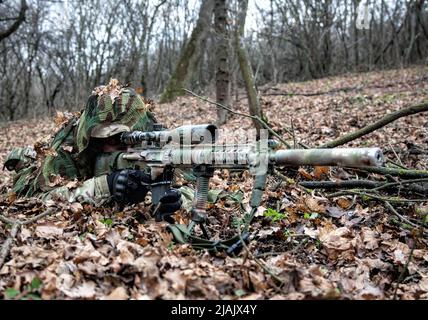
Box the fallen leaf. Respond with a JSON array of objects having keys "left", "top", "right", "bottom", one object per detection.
[
  {"left": 337, "top": 197, "right": 352, "bottom": 209},
  {"left": 69, "top": 202, "right": 83, "bottom": 213},
  {"left": 326, "top": 206, "right": 346, "bottom": 218},
  {"left": 60, "top": 281, "right": 96, "bottom": 299},
  {"left": 298, "top": 167, "right": 313, "bottom": 180},
  {"left": 103, "top": 287, "right": 129, "bottom": 300},
  {"left": 305, "top": 197, "right": 326, "bottom": 213},
  {"left": 35, "top": 224, "right": 63, "bottom": 238},
  {"left": 419, "top": 277, "right": 428, "bottom": 292},
  {"left": 393, "top": 249, "right": 407, "bottom": 265},
  {"left": 361, "top": 227, "right": 379, "bottom": 250},
  {"left": 313, "top": 166, "right": 329, "bottom": 179}
]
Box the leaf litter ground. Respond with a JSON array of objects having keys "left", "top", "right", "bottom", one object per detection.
[{"left": 0, "top": 66, "right": 427, "bottom": 300}]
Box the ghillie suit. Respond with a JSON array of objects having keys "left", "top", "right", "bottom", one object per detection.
[{"left": 4, "top": 80, "right": 157, "bottom": 204}]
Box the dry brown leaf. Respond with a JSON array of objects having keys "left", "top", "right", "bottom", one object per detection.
[
  {"left": 103, "top": 287, "right": 129, "bottom": 300},
  {"left": 337, "top": 197, "right": 353, "bottom": 209},
  {"left": 313, "top": 166, "right": 330, "bottom": 180},
  {"left": 298, "top": 167, "right": 313, "bottom": 180},
  {"left": 48, "top": 174, "right": 63, "bottom": 187},
  {"left": 60, "top": 281, "right": 96, "bottom": 299},
  {"left": 164, "top": 269, "right": 187, "bottom": 292},
  {"left": 44, "top": 148, "right": 58, "bottom": 157},
  {"left": 35, "top": 224, "right": 64, "bottom": 238},
  {"left": 393, "top": 249, "right": 407, "bottom": 265},
  {"left": 359, "top": 285, "right": 384, "bottom": 300},
  {"left": 54, "top": 111, "right": 69, "bottom": 127},
  {"left": 361, "top": 227, "right": 379, "bottom": 250},
  {"left": 69, "top": 202, "right": 83, "bottom": 213},
  {"left": 65, "top": 180, "right": 79, "bottom": 189},
  {"left": 419, "top": 277, "right": 428, "bottom": 292},
  {"left": 249, "top": 271, "right": 267, "bottom": 291},
  {"left": 319, "top": 227, "right": 354, "bottom": 260},
  {"left": 6, "top": 192, "right": 16, "bottom": 204},
  {"left": 305, "top": 196, "right": 326, "bottom": 213}
]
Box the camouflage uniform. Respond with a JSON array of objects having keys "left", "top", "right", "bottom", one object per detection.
[{"left": 4, "top": 83, "right": 157, "bottom": 204}]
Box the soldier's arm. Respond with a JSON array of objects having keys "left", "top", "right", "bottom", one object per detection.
[{"left": 39, "top": 175, "right": 111, "bottom": 204}]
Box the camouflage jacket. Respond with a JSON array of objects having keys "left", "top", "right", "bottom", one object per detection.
[{"left": 5, "top": 87, "right": 157, "bottom": 204}]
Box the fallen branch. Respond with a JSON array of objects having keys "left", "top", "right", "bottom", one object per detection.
[
  {"left": 321, "top": 101, "right": 428, "bottom": 148},
  {"left": 350, "top": 166, "right": 428, "bottom": 179},
  {"left": 393, "top": 236, "right": 416, "bottom": 300},
  {"left": 263, "top": 85, "right": 358, "bottom": 97},
  {"left": 0, "top": 207, "right": 56, "bottom": 269},
  {"left": 384, "top": 201, "right": 421, "bottom": 229},
  {"left": 327, "top": 190, "right": 427, "bottom": 203},
  {"left": 391, "top": 204, "right": 425, "bottom": 300},
  {"left": 0, "top": 223, "right": 20, "bottom": 269},
  {"left": 300, "top": 180, "right": 381, "bottom": 189},
  {"left": 261, "top": 77, "right": 428, "bottom": 98},
  {"left": 299, "top": 178, "right": 428, "bottom": 195}
]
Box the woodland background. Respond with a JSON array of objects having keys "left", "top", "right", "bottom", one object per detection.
[
  {"left": 0, "top": 0, "right": 427, "bottom": 300},
  {"left": 0, "top": 0, "right": 427, "bottom": 122}
]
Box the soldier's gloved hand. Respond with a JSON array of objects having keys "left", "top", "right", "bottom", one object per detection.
[
  {"left": 155, "top": 189, "right": 182, "bottom": 223},
  {"left": 107, "top": 169, "right": 151, "bottom": 204}
]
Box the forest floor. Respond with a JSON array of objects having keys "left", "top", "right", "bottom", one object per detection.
[{"left": 0, "top": 66, "right": 427, "bottom": 300}]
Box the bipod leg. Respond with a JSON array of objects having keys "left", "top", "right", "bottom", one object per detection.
[
  {"left": 199, "top": 223, "right": 211, "bottom": 239},
  {"left": 184, "top": 221, "right": 196, "bottom": 242}
]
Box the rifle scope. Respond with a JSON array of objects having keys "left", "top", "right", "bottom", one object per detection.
[{"left": 121, "top": 124, "right": 218, "bottom": 145}]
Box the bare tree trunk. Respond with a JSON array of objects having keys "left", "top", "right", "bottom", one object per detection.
[
  {"left": 353, "top": 0, "right": 359, "bottom": 70},
  {"left": 214, "top": 0, "right": 230, "bottom": 125},
  {"left": 234, "top": 0, "right": 263, "bottom": 133},
  {"left": 160, "top": 0, "right": 214, "bottom": 103}
]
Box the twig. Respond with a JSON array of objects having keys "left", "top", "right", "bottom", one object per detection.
[
  {"left": 0, "top": 223, "right": 20, "bottom": 269},
  {"left": 184, "top": 88, "right": 292, "bottom": 149},
  {"left": 234, "top": 208, "right": 287, "bottom": 290},
  {"left": 0, "top": 214, "right": 16, "bottom": 225},
  {"left": 387, "top": 159, "right": 409, "bottom": 170},
  {"left": 21, "top": 208, "right": 56, "bottom": 225},
  {"left": 327, "top": 190, "right": 427, "bottom": 203},
  {"left": 273, "top": 169, "right": 312, "bottom": 195},
  {"left": 392, "top": 240, "right": 416, "bottom": 300},
  {"left": 392, "top": 208, "right": 425, "bottom": 300},
  {"left": 0, "top": 207, "right": 56, "bottom": 226},
  {"left": 349, "top": 166, "right": 428, "bottom": 179},
  {"left": 298, "top": 178, "right": 428, "bottom": 194},
  {"left": 372, "top": 178, "right": 428, "bottom": 192},
  {"left": 387, "top": 141, "right": 403, "bottom": 167},
  {"left": 290, "top": 117, "right": 297, "bottom": 148},
  {"left": 384, "top": 201, "right": 421, "bottom": 229},
  {"left": 0, "top": 207, "right": 56, "bottom": 269}
]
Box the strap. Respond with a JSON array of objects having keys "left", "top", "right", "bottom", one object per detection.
[{"left": 167, "top": 224, "right": 249, "bottom": 255}]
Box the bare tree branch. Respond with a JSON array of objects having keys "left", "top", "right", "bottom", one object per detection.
[{"left": 0, "top": 0, "right": 28, "bottom": 42}]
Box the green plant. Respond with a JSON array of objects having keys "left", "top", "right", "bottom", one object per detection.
[
  {"left": 264, "top": 208, "right": 287, "bottom": 222},
  {"left": 4, "top": 277, "right": 43, "bottom": 300},
  {"left": 303, "top": 212, "right": 319, "bottom": 220},
  {"left": 100, "top": 218, "right": 113, "bottom": 226}
]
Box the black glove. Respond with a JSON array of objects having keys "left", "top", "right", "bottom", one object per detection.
[
  {"left": 107, "top": 169, "right": 151, "bottom": 204},
  {"left": 155, "top": 189, "right": 182, "bottom": 223}
]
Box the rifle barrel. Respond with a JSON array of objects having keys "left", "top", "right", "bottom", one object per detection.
[{"left": 270, "top": 148, "right": 384, "bottom": 167}]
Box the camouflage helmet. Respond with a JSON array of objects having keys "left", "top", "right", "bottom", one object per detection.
[{"left": 76, "top": 79, "right": 155, "bottom": 154}]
